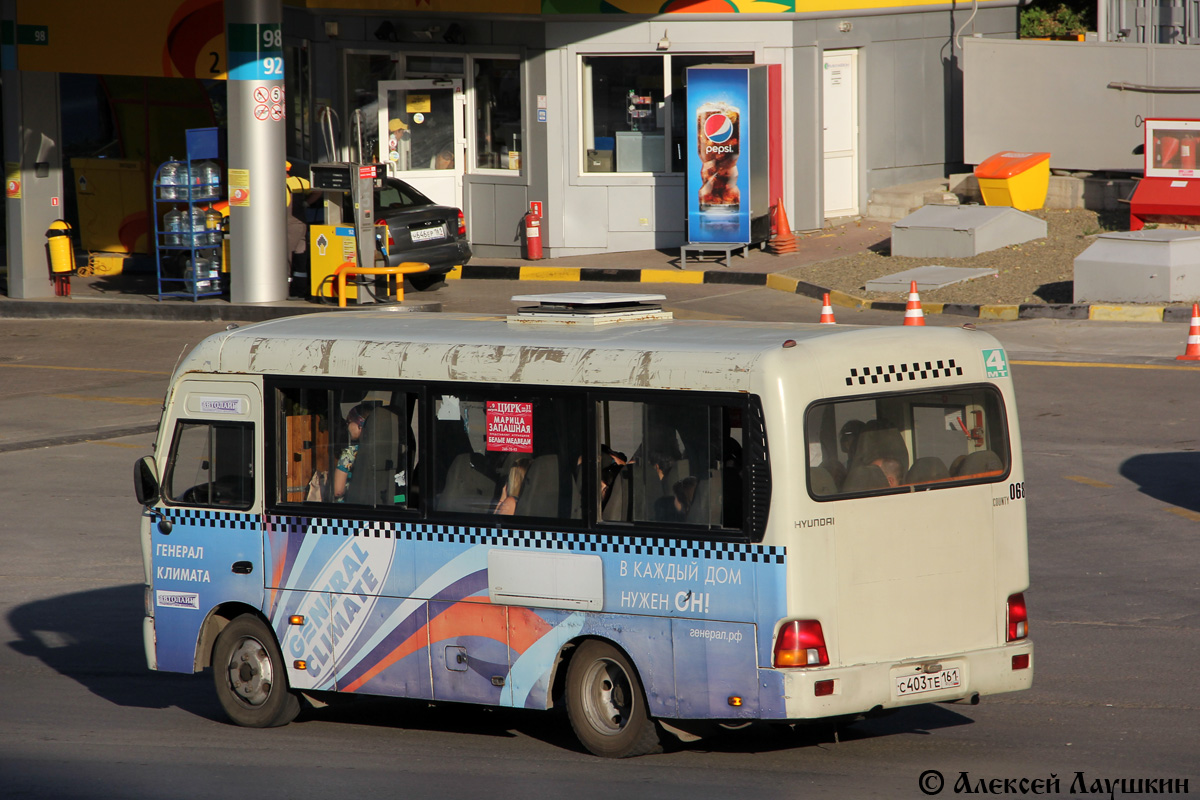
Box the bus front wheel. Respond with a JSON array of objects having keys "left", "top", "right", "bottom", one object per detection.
[
  {"left": 565, "top": 640, "right": 662, "bottom": 758},
  {"left": 212, "top": 614, "right": 300, "bottom": 728}
]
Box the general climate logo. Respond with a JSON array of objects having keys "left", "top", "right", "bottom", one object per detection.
[{"left": 704, "top": 113, "right": 734, "bottom": 144}]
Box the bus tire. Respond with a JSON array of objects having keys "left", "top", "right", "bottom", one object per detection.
[
  {"left": 212, "top": 614, "right": 300, "bottom": 728},
  {"left": 565, "top": 640, "right": 661, "bottom": 758}
]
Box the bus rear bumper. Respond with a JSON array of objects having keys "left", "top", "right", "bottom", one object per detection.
[
  {"left": 775, "top": 641, "right": 1033, "bottom": 720},
  {"left": 143, "top": 615, "right": 157, "bottom": 671}
]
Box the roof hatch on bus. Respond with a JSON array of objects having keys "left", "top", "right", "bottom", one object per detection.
[{"left": 508, "top": 292, "right": 672, "bottom": 325}]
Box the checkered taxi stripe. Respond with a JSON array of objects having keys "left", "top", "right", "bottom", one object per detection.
[
  {"left": 164, "top": 508, "right": 784, "bottom": 564},
  {"left": 846, "top": 359, "right": 964, "bottom": 386}
]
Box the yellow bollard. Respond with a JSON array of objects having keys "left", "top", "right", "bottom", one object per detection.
[{"left": 334, "top": 261, "right": 430, "bottom": 307}]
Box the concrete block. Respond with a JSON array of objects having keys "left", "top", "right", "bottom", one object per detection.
[
  {"left": 1074, "top": 230, "right": 1200, "bottom": 303},
  {"left": 1047, "top": 177, "right": 1085, "bottom": 209},
  {"left": 923, "top": 191, "right": 960, "bottom": 206},
  {"left": 948, "top": 173, "right": 983, "bottom": 203},
  {"left": 866, "top": 265, "right": 996, "bottom": 292},
  {"left": 867, "top": 203, "right": 911, "bottom": 221},
  {"left": 891, "top": 205, "right": 1048, "bottom": 258}
]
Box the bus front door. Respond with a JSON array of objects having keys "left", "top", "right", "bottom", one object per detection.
[{"left": 151, "top": 379, "right": 264, "bottom": 673}]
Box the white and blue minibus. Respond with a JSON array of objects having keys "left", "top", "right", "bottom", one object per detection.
[{"left": 134, "top": 293, "right": 1032, "bottom": 757}]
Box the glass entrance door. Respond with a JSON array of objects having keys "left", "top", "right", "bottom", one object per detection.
[{"left": 378, "top": 79, "right": 465, "bottom": 208}]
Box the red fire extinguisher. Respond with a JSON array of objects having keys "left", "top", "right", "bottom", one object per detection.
[{"left": 524, "top": 201, "right": 543, "bottom": 261}]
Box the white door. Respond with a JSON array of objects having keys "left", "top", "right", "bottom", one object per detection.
[
  {"left": 378, "top": 79, "right": 466, "bottom": 208},
  {"left": 822, "top": 50, "right": 859, "bottom": 219}
]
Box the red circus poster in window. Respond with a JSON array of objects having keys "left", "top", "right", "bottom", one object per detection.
[{"left": 486, "top": 401, "right": 533, "bottom": 452}]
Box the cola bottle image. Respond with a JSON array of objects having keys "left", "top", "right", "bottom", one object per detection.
[{"left": 697, "top": 101, "right": 740, "bottom": 213}]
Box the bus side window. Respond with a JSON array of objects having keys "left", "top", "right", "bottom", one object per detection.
[
  {"left": 164, "top": 420, "right": 254, "bottom": 509},
  {"left": 434, "top": 395, "right": 501, "bottom": 514},
  {"left": 433, "top": 391, "right": 583, "bottom": 520},
  {"left": 328, "top": 389, "right": 418, "bottom": 509},
  {"left": 276, "top": 385, "right": 419, "bottom": 509},
  {"left": 280, "top": 388, "right": 331, "bottom": 502},
  {"left": 597, "top": 399, "right": 743, "bottom": 531}
]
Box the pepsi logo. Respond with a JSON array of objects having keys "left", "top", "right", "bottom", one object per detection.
[{"left": 704, "top": 113, "right": 734, "bottom": 144}]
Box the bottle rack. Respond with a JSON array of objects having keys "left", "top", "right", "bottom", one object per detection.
[{"left": 153, "top": 127, "right": 224, "bottom": 301}]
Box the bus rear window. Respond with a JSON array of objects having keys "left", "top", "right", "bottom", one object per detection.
[{"left": 806, "top": 387, "right": 1009, "bottom": 499}]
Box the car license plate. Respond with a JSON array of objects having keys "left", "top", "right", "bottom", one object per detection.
[
  {"left": 894, "top": 665, "right": 962, "bottom": 697},
  {"left": 410, "top": 225, "right": 445, "bottom": 243}
]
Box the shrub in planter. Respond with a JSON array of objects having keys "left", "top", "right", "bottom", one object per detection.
[{"left": 1020, "top": 2, "right": 1089, "bottom": 38}]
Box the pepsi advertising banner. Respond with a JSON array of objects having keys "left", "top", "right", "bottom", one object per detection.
[{"left": 687, "top": 67, "right": 751, "bottom": 244}]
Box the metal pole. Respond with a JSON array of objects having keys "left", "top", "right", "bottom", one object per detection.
[{"left": 226, "top": 0, "right": 287, "bottom": 304}]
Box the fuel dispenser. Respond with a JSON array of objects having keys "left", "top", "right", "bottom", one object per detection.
[{"left": 307, "top": 162, "right": 378, "bottom": 301}]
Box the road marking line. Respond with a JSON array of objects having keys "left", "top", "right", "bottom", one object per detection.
[
  {"left": 1167, "top": 507, "right": 1200, "bottom": 522},
  {"left": 1014, "top": 360, "right": 1199, "bottom": 372},
  {"left": 50, "top": 394, "right": 162, "bottom": 406},
  {"left": 1065, "top": 475, "right": 1114, "bottom": 489},
  {"left": 0, "top": 363, "right": 169, "bottom": 376},
  {"left": 89, "top": 440, "right": 144, "bottom": 449}
]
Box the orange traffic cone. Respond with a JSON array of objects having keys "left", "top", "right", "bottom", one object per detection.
[
  {"left": 766, "top": 201, "right": 797, "bottom": 255},
  {"left": 903, "top": 280, "right": 925, "bottom": 326},
  {"left": 1177, "top": 302, "right": 1200, "bottom": 361},
  {"left": 819, "top": 293, "right": 837, "bottom": 324}
]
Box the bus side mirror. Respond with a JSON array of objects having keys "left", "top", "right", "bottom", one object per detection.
[{"left": 135, "top": 456, "right": 161, "bottom": 507}]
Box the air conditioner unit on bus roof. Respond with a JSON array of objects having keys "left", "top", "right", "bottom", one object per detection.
[{"left": 507, "top": 292, "right": 673, "bottom": 325}]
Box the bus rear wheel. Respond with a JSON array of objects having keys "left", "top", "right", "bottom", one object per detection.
[
  {"left": 565, "top": 640, "right": 661, "bottom": 758},
  {"left": 212, "top": 614, "right": 300, "bottom": 728}
]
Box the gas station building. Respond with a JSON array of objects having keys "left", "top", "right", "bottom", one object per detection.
[{"left": 2, "top": 0, "right": 1021, "bottom": 302}]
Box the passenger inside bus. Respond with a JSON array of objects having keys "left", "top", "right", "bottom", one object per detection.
[
  {"left": 805, "top": 388, "right": 1010, "bottom": 499},
  {"left": 432, "top": 393, "right": 583, "bottom": 519},
  {"left": 593, "top": 400, "right": 743, "bottom": 530},
  {"left": 333, "top": 403, "right": 373, "bottom": 502},
  {"left": 871, "top": 457, "right": 903, "bottom": 488},
  {"left": 494, "top": 458, "right": 530, "bottom": 515},
  {"left": 342, "top": 400, "right": 411, "bottom": 506}
]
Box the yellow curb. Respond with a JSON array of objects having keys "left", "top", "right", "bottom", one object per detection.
[
  {"left": 641, "top": 269, "right": 704, "bottom": 284},
  {"left": 765, "top": 274, "right": 800, "bottom": 293},
  {"left": 922, "top": 301, "right": 945, "bottom": 315},
  {"left": 445, "top": 265, "right": 463, "bottom": 281},
  {"left": 1088, "top": 305, "right": 1164, "bottom": 322},
  {"left": 519, "top": 266, "right": 582, "bottom": 282},
  {"left": 828, "top": 290, "right": 868, "bottom": 309},
  {"left": 979, "top": 304, "right": 1020, "bottom": 321}
]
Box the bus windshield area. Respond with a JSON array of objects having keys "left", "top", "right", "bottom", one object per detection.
[
  {"left": 274, "top": 381, "right": 754, "bottom": 534},
  {"left": 806, "top": 386, "right": 1009, "bottom": 499}
]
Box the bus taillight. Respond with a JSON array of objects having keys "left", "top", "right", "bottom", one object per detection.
[
  {"left": 1007, "top": 593, "right": 1028, "bottom": 642},
  {"left": 774, "top": 620, "right": 829, "bottom": 667}
]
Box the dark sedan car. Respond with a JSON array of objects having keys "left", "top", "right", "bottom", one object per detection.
[{"left": 354, "top": 176, "right": 472, "bottom": 290}]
